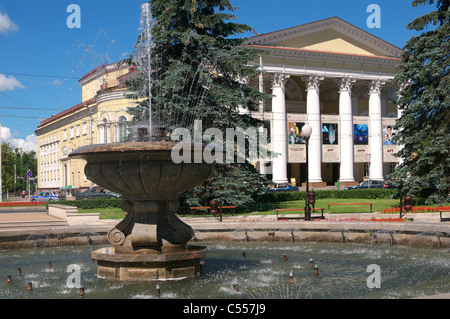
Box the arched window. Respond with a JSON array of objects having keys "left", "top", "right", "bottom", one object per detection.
[{"left": 118, "top": 116, "right": 130, "bottom": 142}]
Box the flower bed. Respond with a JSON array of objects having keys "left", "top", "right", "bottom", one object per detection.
[
  {"left": 324, "top": 217, "right": 408, "bottom": 222},
  {"left": 381, "top": 206, "right": 450, "bottom": 214},
  {"left": 0, "top": 202, "right": 46, "bottom": 207},
  {"left": 232, "top": 217, "right": 408, "bottom": 222}
]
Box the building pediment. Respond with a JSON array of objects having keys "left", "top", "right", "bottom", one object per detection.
[{"left": 245, "top": 17, "right": 402, "bottom": 59}]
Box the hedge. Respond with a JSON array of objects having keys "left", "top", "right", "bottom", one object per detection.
[
  {"left": 257, "top": 189, "right": 397, "bottom": 202},
  {"left": 50, "top": 198, "right": 123, "bottom": 210}
]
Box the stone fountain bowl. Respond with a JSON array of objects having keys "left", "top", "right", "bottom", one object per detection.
[
  {"left": 69, "top": 141, "right": 215, "bottom": 201},
  {"left": 68, "top": 141, "right": 220, "bottom": 280}
]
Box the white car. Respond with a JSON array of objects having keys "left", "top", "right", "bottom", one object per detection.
[{"left": 31, "top": 191, "right": 66, "bottom": 202}]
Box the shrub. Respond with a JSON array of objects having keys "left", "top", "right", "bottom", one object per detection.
[
  {"left": 51, "top": 198, "right": 123, "bottom": 210},
  {"left": 257, "top": 189, "right": 397, "bottom": 203}
]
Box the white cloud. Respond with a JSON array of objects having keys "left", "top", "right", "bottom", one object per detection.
[
  {"left": 0, "top": 73, "right": 25, "bottom": 91},
  {"left": 1, "top": 126, "right": 37, "bottom": 153},
  {"left": 51, "top": 78, "right": 62, "bottom": 86},
  {"left": 0, "top": 10, "right": 18, "bottom": 35}
]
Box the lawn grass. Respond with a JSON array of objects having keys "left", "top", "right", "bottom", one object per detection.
[
  {"left": 241, "top": 198, "right": 400, "bottom": 215},
  {"left": 78, "top": 207, "right": 125, "bottom": 219},
  {"left": 77, "top": 198, "right": 409, "bottom": 219}
]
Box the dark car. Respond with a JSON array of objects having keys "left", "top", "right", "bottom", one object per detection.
[
  {"left": 75, "top": 187, "right": 122, "bottom": 200},
  {"left": 344, "top": 180, "right": 396, "bottom": 190},
  {"left": 266, "top": 183, "right": 299, "bottom": 193}
]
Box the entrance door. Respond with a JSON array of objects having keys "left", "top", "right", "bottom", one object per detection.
[{"left": 332, "top": 163, "right": 340, "bottom": 185}]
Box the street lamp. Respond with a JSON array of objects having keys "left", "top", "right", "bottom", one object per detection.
[{"left": 302, "top": 123, "right": 312, "bottom": 221}]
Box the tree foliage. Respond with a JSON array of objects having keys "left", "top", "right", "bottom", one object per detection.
[
  {"left": 1, "top": 143, "right": 37, "bottom": 195},
  {"left": 391, "top": 0, "right": 449, "bottom": 203},
  {"left": 125, "top": 0, "right": 272, "bottom": 206}
]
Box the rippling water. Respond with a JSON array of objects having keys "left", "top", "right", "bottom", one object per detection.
[{"left": 0, "top": 242, "right": 448, "bottom": 299}]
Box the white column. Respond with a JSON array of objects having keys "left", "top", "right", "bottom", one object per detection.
[
  {"left": 338, "top": 78, "right": 356, "bottom": 182},
  {"left": 271, "top": 73, "right": 290, "bottom": 184},
  {"left": 258, "top": 59, "right": 267, "bottom": 175},
  {"left": 368, "top": 79, "right": 385, "bottom": 181},
  {"left": 303, "top": 75, "right": 324, "bottom": 183}
]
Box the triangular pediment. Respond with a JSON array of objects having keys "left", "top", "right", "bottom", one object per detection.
[{"left": 246, "top": 17, "right": 402, "bottom": 58}]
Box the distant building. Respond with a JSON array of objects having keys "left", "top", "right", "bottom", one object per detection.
[
  {"left": 35, "top": 62, "right": 138, "bottom": 195},
  {"left": 244, "top": 17, "right": 403, "bottom": 187}
]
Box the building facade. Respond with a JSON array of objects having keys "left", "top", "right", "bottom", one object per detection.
[
  {"left": 245, "top": 17, "right": 403, "bottom": 187},
  {"left": 36, "top": 17, "right": 403, "bottom": 193},
  {"left": 35, "top": 62, "right": 138, "bottom": 194}
]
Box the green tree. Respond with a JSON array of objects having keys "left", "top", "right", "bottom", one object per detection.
[
  {"left": 125, "top": 0, "right": 272, "bottom": 206},
  {"left": 0, "top": 143, "right": 37, "bottom": 195},
  {"left": 391, "top": 0, "right": 449, "bottom": 203},
  {"left": 1, "top": 143, "right": 16, "bottom": 194}
]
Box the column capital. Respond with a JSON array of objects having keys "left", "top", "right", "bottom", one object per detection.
[
  {"left": 272, "top": 72, "right": 290, "bottom": 88},
  {"left": 302, "top": 74, "right": 324, "bottom": 91},
  {"left": 338, "top": 78, "right": 356, "bottom": 93},
  {"left": 369, "top": 79, "right": 385, "bottom": 94}
]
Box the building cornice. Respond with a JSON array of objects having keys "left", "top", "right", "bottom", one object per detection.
[
  {"left": 96, "top": 88, "right": 128, "bottom": 104},
  {"left": 244, "top": 44, "right": 401, "bottom": 65}
]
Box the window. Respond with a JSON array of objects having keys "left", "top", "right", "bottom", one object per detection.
[
  {"left": 118, "top": 116, "right": 129, "bottom": 142},
  {"left": 62, "top": 147, "right": 69, "bottom": 158},
  {"left": 100, "top": 118, "right": 109, "bottom": 143},
  {"left": 363, "top": 163, "right": 369, "bottom": 178},
  {"left": 63, "top": 129, "right": 67, "bottom": 141},
  {"left": 82, "top": 122, "right": 87, "bottom": 135},
  {"left": 389, "top": 162, "right": 397, "bottom": 175},
  {"left": 70, "top": 127, "right": 74, "bottom": 139},
  {"left": 76, "top": 124, "right": 80, "bottom": 137}
]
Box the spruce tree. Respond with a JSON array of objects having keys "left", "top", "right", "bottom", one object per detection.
[
  {"left": 391, "top": 0, "right": 449, "bottom": 203},
  {"left": 125, "top": 0, "right": 272, "bottom": 207}
]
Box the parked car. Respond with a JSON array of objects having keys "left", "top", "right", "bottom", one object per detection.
[
  {"left": 266, "top": 183, "right": 299, "bottom": 193},
  {"left": 75, "top": 187, "right": 122, "bottom": 200},
  {"left": 344, "top": 180, "right": 396, "bottom": 190},
  {"left": 31, "top": 191, "right": 66, "bottom": 202}
]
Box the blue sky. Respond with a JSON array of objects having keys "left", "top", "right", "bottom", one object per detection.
[{"left": 0, "top": 0, "right": 435, "bottom": 153}]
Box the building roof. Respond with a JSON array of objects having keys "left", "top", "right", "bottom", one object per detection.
[
  {"left": 37, "top": 98, "right": 96, "bottom": 128},
  {"left": 38, "top": 63, "right": 135, "bottom": 129},
  {"left": 245, "top": 16, "right": 402, "bottom": 59}
]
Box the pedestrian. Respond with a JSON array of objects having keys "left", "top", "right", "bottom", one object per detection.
[{"left": 22, "top": 190, "right": 25, "bottom": 198}]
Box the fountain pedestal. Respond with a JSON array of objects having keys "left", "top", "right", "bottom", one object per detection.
[
  {"left": 70, "top": 141, "right": 215, "bottom": 281},
  {"left": 91, "top": 245, "right": 206, "bottom": 281}
]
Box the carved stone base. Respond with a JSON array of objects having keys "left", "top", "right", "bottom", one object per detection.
[
  {"left": 91, "top": 246, "right": 206, "bottom": 281},
  {"left": 107, "top": 199, "right": 194, "bottom": 253}
]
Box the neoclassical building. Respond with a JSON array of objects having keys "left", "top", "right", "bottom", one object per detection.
[
  {"left": 245, "top": 17, "right": 403, "bottom": 187},
  {"left": 36, "top": 17, "right": 403, "bottom": 193},
  {"left": 35, "top": 62, "right": 138, "bottom": 194}
]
